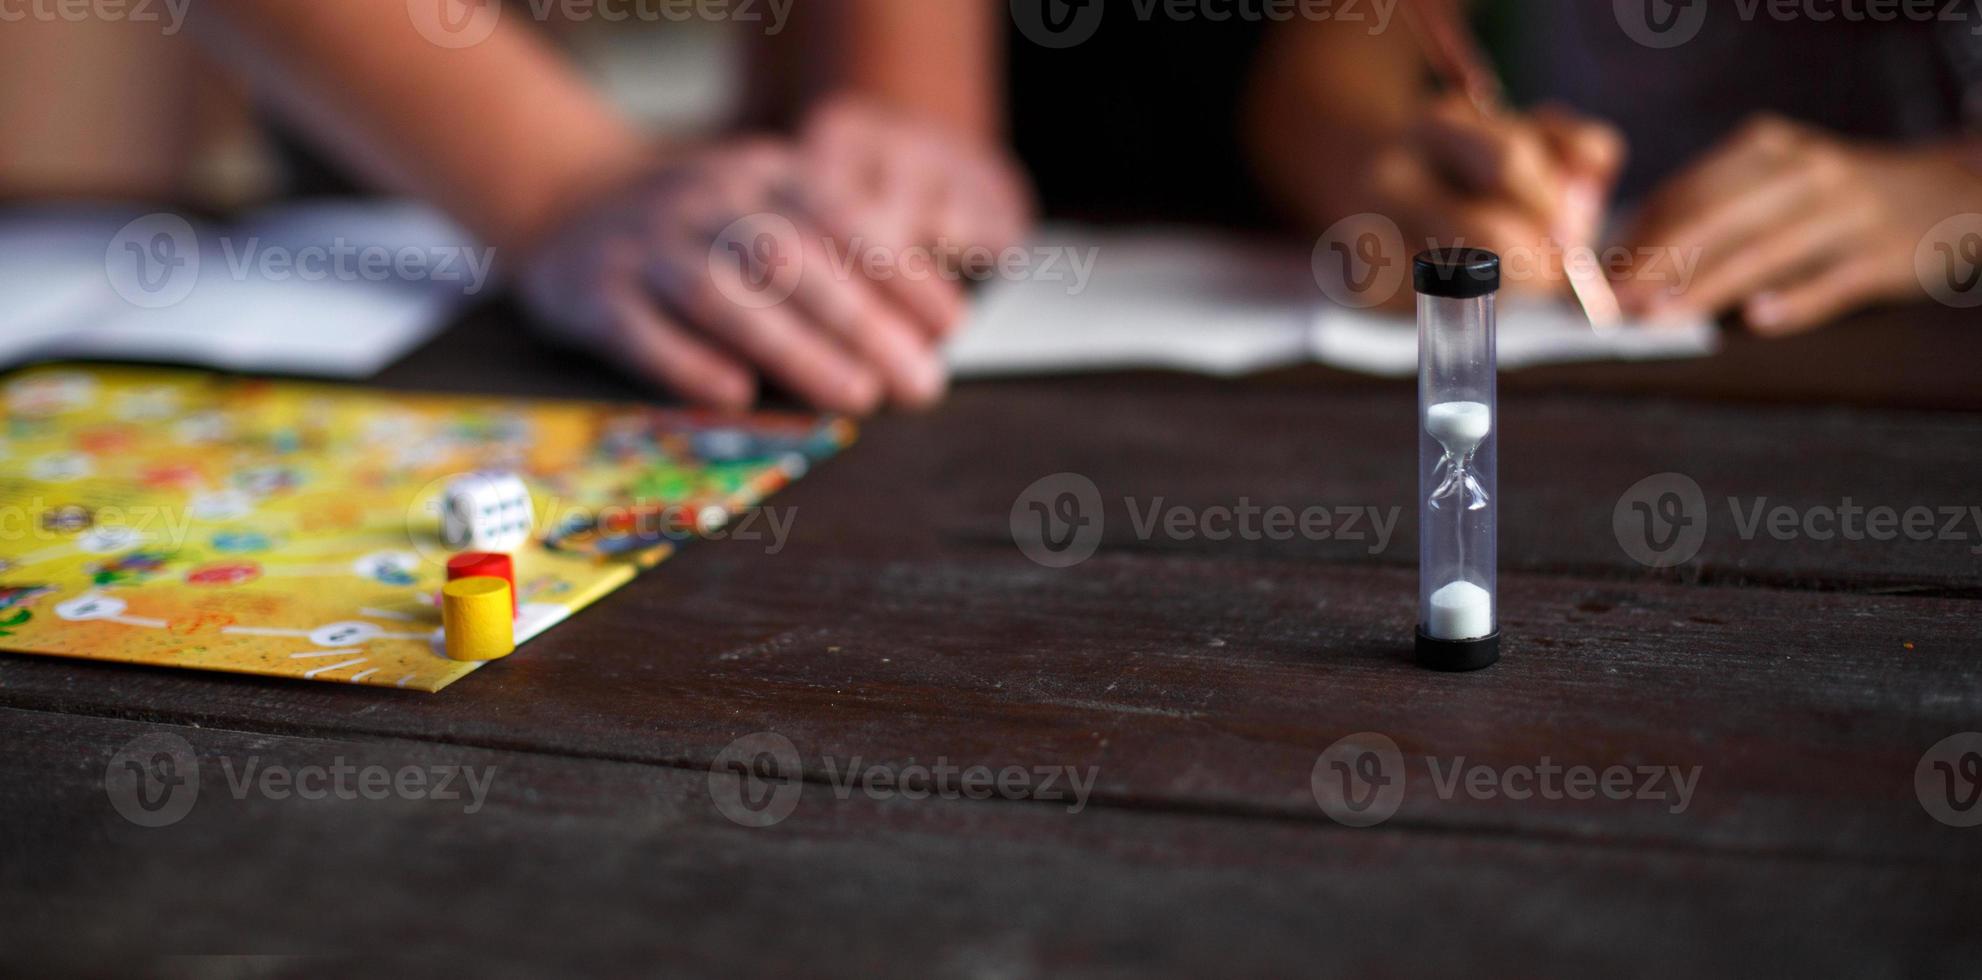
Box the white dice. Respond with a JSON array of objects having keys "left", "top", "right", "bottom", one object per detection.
[{"left": 440, "top": 472, "right": 533, "bottom": 552}]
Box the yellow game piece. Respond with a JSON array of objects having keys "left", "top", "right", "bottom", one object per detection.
[{"left": 441, "top": 576, "right": 515, "bottom": 662}]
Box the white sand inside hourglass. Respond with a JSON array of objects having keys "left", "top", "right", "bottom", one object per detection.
[
  {"left": 1426, "top": 400, "right": 1491, "bottom": 454},
  {"left": 1424, "top": 400, "right": 1495, "bottom": 640},
  {"left": 1428, "top": 580, "right": 1493, "bottom": 640}
]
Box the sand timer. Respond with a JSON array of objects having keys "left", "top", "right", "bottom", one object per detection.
[{"left": 1415, "top": 248, "right": 1500, "bottom": 671}]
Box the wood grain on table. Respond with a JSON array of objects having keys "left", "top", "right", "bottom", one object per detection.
[{"left": 3, "top": 301, "right": 1978, "bottom": 977}]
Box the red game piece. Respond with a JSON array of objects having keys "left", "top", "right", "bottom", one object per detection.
[{"left": 446, "top": 552, "right": 515, "bottom": 615}]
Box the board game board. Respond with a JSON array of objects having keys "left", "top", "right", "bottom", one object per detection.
[{"left": 0, "top": 365, "right": 853, "bottom": 691}]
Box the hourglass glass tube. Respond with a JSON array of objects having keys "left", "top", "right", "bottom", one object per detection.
[{"left": 1416, "top": 248, "right": 1500, "bottom": 671}]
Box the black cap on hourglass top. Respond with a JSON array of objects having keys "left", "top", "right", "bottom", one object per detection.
[{"left": 1413, "top": 248, "right": 1500, "bottom": 299}]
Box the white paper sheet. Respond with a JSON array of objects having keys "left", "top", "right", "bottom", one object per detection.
[
  {"left": 949, "top": 226, "right": 1719, "bottom": 379},
  {"left": 945, "top": 229, "right": 1318, "bottom": 378},
  {"left": 0, "top": 200, "right": 479, "bottom": 377}
]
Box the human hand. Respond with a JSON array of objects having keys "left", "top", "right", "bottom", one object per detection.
[
  {"left": 1351, "top": 94, "right": 1624, "bottom": 304},
  {"left": 1617, "top": 115, "right": 1982, "bottom": 334},
  {"left": 518, "top": 138, "right": 951, "bottom": 414},
  {"left": 796, "top": 95, "right": 1036, "bottom": 311}
]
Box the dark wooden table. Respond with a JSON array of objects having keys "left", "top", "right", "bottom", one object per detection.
[{"left": 4, "top": 300, "right": 1980, "bottom": 977}]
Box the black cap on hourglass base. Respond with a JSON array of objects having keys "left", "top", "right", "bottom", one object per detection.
[{"left": 1415, "top": 627, "right": 1500, "bottom": 672}]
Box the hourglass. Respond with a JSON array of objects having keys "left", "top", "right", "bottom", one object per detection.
[{"left": 1415, "top": 248, "right": 1500, "bottom": 671}]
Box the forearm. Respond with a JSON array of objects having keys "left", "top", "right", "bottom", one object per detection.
[
  {"left": 0, "top": 15, "right": 200, "bottom": 200},
  {"left": 1243, "top": 19, "right": 1426, "bottom": 227},
  {"left": 198, "top": 0, "right": 645, "bottom": 254},
  {"left": 752, "top": 0, "right": 1006, "bottom": 143}
]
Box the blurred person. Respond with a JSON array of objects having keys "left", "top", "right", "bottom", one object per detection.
[
  {"left": 205, "top": 0, "right": 1033, "bottom": 413},
  {"left": 3, "top": 0, "right": 1032, "bottom": 413},
  {"left": 1243, "top": 3, "right": 1982, "bottom": 332}
]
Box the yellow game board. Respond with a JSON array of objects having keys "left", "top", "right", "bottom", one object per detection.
[{"left": 0, "top": 365, "right": 852, "bottom": 691}]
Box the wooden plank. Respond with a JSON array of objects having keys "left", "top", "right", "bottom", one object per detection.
[
  {"left": 374, "top": 309, "right": 1982, "bottom": 591},
  {"left": 2, "top": 553, "right": 1975, "bottom": 865},
  {"left": 855, "top": 378, "right": 1982, "bottom": 592},
  {"left": 1494, "top": 302, "right": 1982, "bottom": 412},
  {"left": 4, "top": 709, "right": 1976, "bottom": 976}
]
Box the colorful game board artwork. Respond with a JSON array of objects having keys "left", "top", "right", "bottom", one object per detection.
[{"left": 0, "top": 365, "right": 853, "bottom": 692}]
